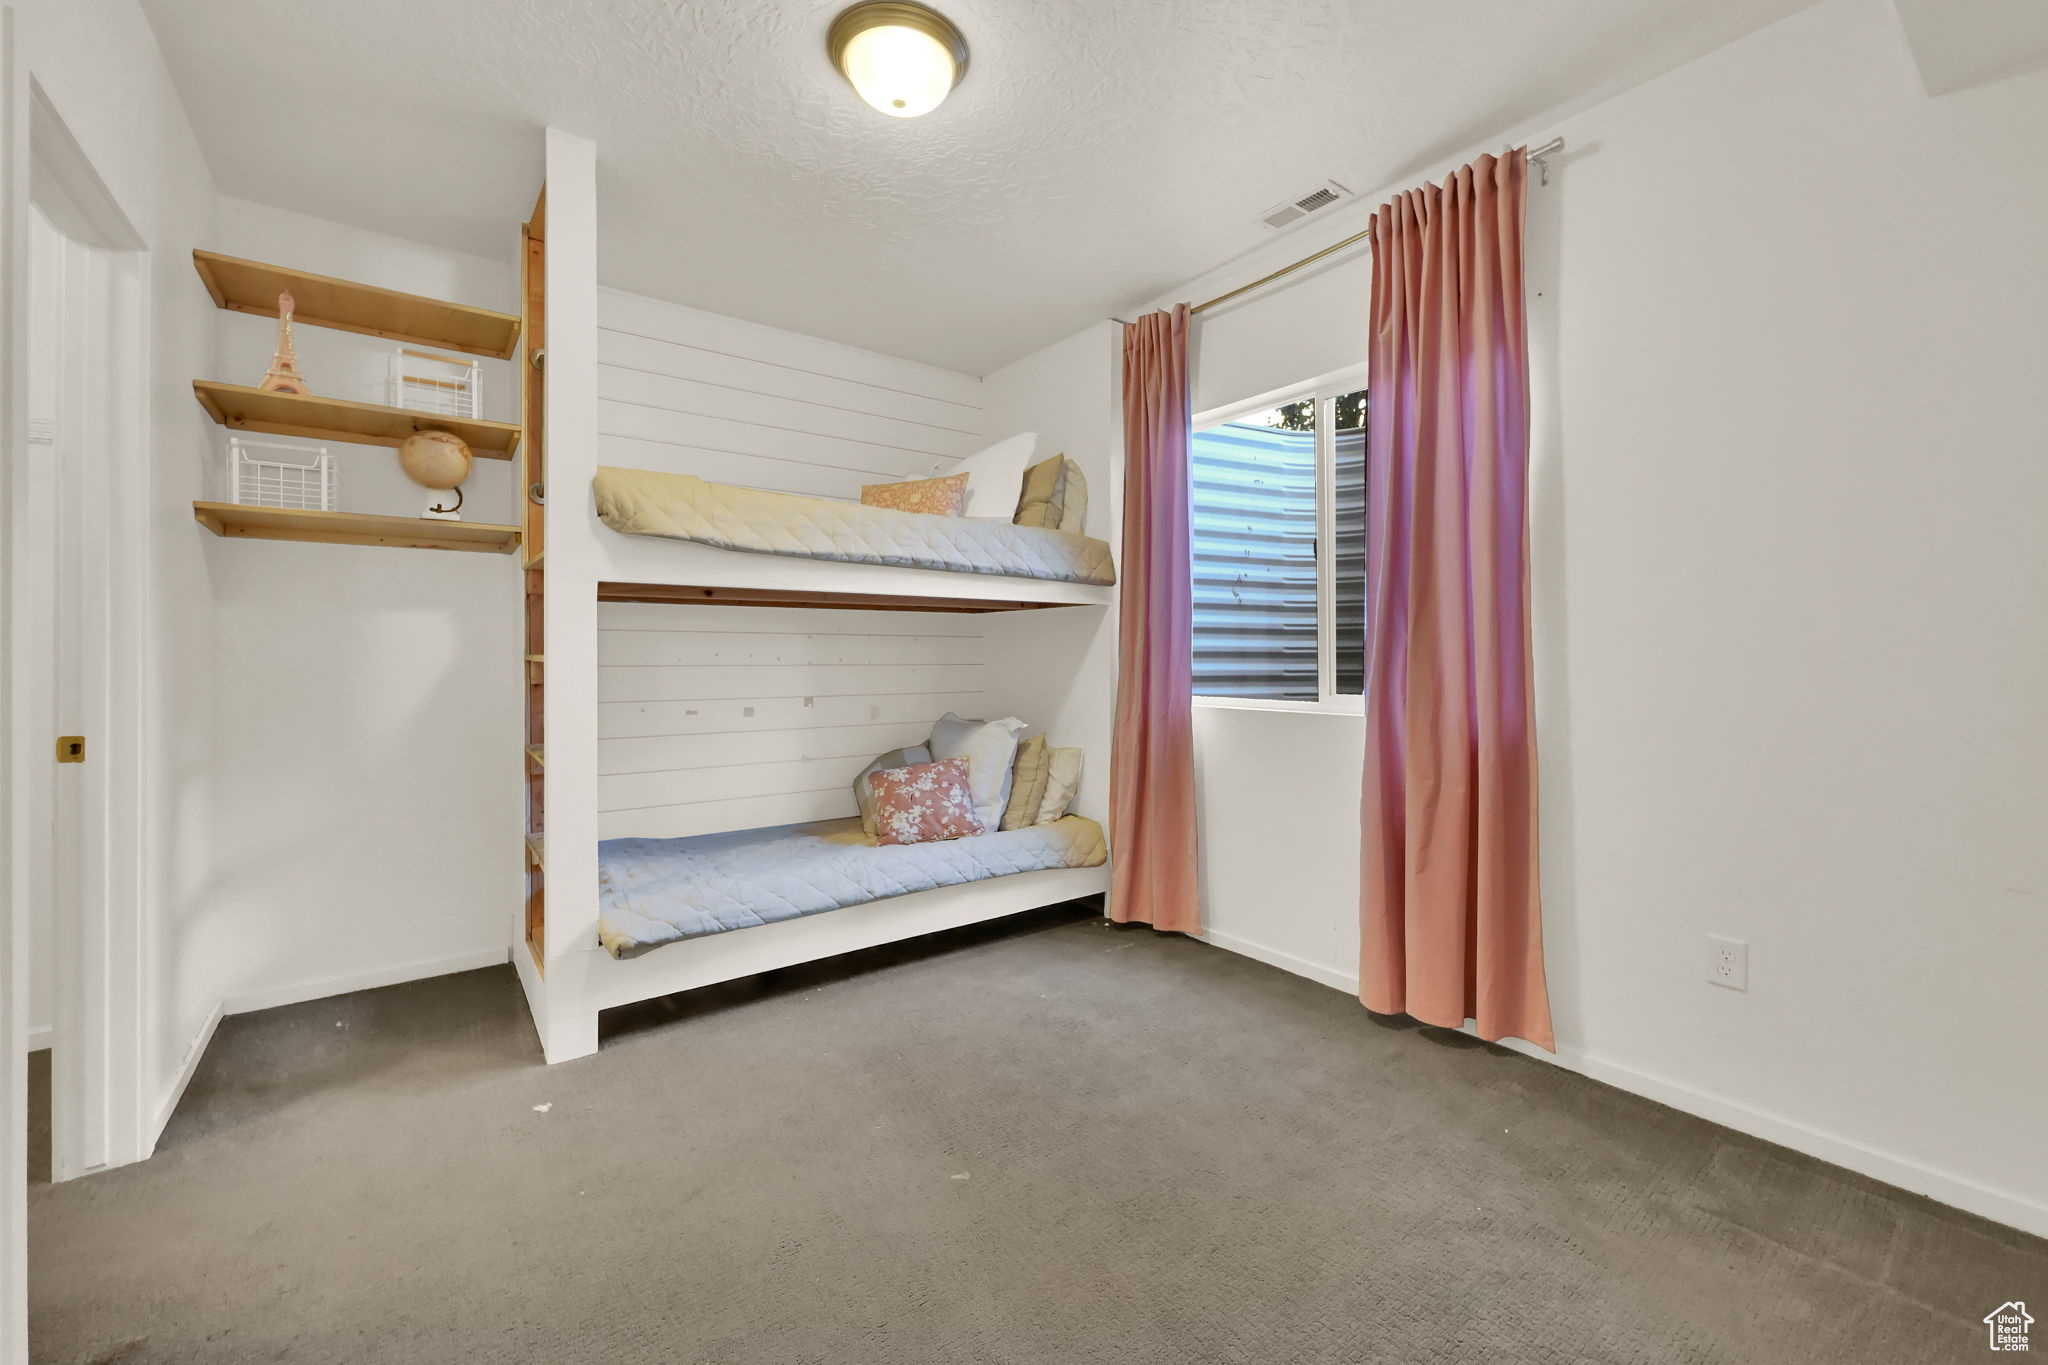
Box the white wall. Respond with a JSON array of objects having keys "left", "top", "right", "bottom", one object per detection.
[
  {"left": 1173, "top": 0, "right": 2048, "bottom": 1234},
  {"left": 195, "top": 196, "right": 521, "bottom": 1016},
  {"left": 596, "top": 601, "right": 993, "bottom": 840},
  {"left": 9, "top": 0, "right": 220, "bottom": 1136},
  {"left": 979, "top": 323, "right": 1123, "bottom": 823},
  {"left": 596, "top": 287, "right": 983, "bottom": 500}
]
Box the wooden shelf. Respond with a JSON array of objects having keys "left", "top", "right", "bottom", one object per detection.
[
  {"left": 194, "top": 502, "right": 521, "bottom": 554},
  {"left": 525, "top": 745, "right": 544, "bottom": 768},
  {"left": 193, "top": 380, "right": 521, "bottom": 460},
  {"left": 194, "top": 250, "right": 520, "bottom": 360},
  {"left": 525, "top": 834, "right": 545, "bottom": 869}
]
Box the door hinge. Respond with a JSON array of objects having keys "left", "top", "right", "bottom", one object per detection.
[{"left": 56, "top": 735, "right": 85, "bottom": 764}]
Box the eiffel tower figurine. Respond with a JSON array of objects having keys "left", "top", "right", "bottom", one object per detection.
[{"left": 258, "top": 290, "right": 310, "bottom": 395}]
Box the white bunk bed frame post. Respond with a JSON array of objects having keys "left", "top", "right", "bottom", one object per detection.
[
  {"left": 517, "top": 128, "right": 602, "bottom": 1062},
  {"left": 514, "top": 131, "right": 1125, "bottom": 1065}
]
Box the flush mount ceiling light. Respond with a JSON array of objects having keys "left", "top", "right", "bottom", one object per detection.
[{"left": 828, "top": 2, "right": 969, "bottom": 119}]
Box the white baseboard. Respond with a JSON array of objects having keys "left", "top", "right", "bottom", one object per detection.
[
  {"left": 1493, "top": 1036, "right": 2048, "bottom": 1241},
  {"left": 142, "top": 947, "right": 513, "bottom": 1157},
  {"left": 1196, "top": 927, "right": 2048, "bottom": 1240},
  {"left": 220, "top": 946, "right": 512, "bottom": 1017},
  {"left": 150, "top": 1000, "right": 224, "bottom": 1153},
  {"left": 1200, "top": 927, "right": 1360, "bottom": 994},
  {"left": 25, "top": 1026, "right": 50, "bottom": 1053}
]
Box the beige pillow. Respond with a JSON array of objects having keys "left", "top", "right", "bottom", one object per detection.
[
  {"left": 1000, "top": 735, "right": 1051, "bottom": 831},
  {"left": 1012, "top": 454, "right": 1087, "bottom": 534},
  {"left": 862, "top": 473, "right": 967, "bottom": 516},
  {"left": 854, "top": 745, "right": 931, "bottom": 838},
  {"left": 1036, "top": 746, "right": 1083, "bottom": 824},
  {"left": 1054, "top": 462, "right": 1087, "bottom": 534}
]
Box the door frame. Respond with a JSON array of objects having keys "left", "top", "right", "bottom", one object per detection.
[
  {"left": 3, "top": 35, "right": 153, "bottom": 1200},
  {"left": 1, "top": 10, "right": 30, "bottom": 1357}
]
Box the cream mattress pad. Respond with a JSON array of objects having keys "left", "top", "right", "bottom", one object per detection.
[{"left": 593, "top": 466, "right": 1116, "bottom": 586}]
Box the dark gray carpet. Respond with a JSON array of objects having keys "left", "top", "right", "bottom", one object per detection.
[
  {"left": 28, "top": 909, "right": 2046, "bottom": 1363},
  {"left": 27, "top": 1048, "right": 49, "bottom": 1187}
]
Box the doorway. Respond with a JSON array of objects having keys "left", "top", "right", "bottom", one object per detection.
[{"left": 10, "top": 83, "right": 151, "bottom": 1188}]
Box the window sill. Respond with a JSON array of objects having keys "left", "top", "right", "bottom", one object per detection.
[{"left": 1193, "top": 694, "right": 1365, "bottom": 718}]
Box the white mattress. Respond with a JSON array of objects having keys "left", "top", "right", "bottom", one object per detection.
[
  {"left": 597, "top": 815, "right": 1110, "bottom": 959},
  {"left": 592, "top": 466, "right": 1117, "bottom": 587}
]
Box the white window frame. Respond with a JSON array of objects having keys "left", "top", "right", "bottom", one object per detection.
[{"left": 1190, "top": 363, "right": 1368, "bottom": 716}]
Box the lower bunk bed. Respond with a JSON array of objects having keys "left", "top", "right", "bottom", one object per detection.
[
  {"left": 599, "top": 815, "right": 1108, "bottom": 958},
  {"left": 566, "top": 816, "right": 1111, "bottom": 1021}
]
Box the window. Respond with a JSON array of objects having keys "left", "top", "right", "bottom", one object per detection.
[{"left": 1190, "top": 379, "right": 1367, "bottom": 706}]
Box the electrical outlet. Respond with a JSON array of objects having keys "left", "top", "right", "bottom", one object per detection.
[{"left": 1707, "top": 934, "right": 1748, "bottom": 992}]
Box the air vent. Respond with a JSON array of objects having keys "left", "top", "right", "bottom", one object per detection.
[{"left": 1258, "top": 179, "right": 1354, "bottom": 230}]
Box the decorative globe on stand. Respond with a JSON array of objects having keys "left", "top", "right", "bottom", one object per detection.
[{"left": 398, "top": 429, "right": 474, "bottom": 520}]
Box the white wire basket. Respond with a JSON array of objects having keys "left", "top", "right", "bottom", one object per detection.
[
  {"left": 227, "top": 436, "right": 337, "bottom": 511},
  {"left": 388, "top": 346, "right": 481, "bottom": 419}
]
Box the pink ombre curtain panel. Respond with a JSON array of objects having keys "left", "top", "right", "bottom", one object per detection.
[
  {"left": 1359, "top": 150, "right": 1553, "bottom": 1049},
  {"left": 1110, "top": 305, "right": 1201, "bottom": 935}
]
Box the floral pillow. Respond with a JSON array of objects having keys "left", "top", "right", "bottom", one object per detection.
[{"left": 867, "top": 758, "right": 984, "bottom": 846}]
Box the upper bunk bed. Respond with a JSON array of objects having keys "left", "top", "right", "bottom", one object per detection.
[{"left": 587, "top": 436, "right": 1116, "bottom": 612}]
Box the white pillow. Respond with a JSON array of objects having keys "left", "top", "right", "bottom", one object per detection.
[
  {"left": 928, "top": 712, "right": 1028, "bottom": 833},
  {"left": 924, "top": 433, "right": 1038, "bottom": 520}
]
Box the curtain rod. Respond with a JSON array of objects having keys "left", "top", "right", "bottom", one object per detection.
[{"left": 1187, "top": 137, "right": 1563, "bottom": 317}]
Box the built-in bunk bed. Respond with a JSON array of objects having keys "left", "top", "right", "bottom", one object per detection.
[{"left": 513, "top": 134, "right": 1120, "bottom": 1063}]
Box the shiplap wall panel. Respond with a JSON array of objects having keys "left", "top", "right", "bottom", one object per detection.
[
  {"left": 596, "top": 602, "right": 990, "bottom": 840},
  {"left": 598, "top": 691, "right": 983, "bottom": 741},
  {"left": 601, "top": 757, "right": 874, "bottom": 815},
  {"left": 599, "top": 723, "right": 935, "bottom": 777},
  {"left": 595, "top": 434, "right": 877, "bottom": 499},
  {"left": 599, "top": 624, "right": 983, "bottom": 668},
  {"left": 596, "top": 287, "right": 982, "bottom": 500},
  {"left": 598, "top": 662, "right": 985, "bottom": 705},
  {"left": 597, "top": 330, "right": 979, "bottom": 432},
  {"left": 599, "top": 352, "right": 980, "bottom": 457},
  {"left": 598, "top": 791, "right": 854, "bottom": 842},
  {"left": 596, "top": 402, "right": 948, "bottom": 481},
  {"left": 598, "top": 288, "right": 983, "bottom": 408}
]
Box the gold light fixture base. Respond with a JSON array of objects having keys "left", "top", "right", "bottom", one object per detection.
[{"left": 828, "top": 2, "right": 970, "bottom": 106}]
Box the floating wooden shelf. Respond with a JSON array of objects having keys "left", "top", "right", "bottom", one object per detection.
[
  {"left": 194, "top": 250, "right": 520, "bottom": 360},
  {"left": 525, "top": 834, "right": 545, "bottom": 869},
  {"left": 194, "top": 502, "right": 521, "bottom": 554},
  {"left": 525, "top": 745, "right": 545, "bottom": 768},
  {"left": 193, "top": 381, "right": 521, "bottom": 460}
]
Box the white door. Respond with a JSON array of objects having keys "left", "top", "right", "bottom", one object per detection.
[{"left": 32, "top": 202, "right": 114, "bottom": 1180}]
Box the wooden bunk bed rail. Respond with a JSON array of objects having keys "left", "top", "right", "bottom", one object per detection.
[{"left": 596, "top": 581, "right": 1070, "bottom": 614}]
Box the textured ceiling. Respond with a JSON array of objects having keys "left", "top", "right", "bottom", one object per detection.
[{"left": 142, "top": 0, "right": 1812, "bottom": 374}]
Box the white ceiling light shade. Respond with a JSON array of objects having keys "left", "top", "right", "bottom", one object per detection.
[{"left": 828, "top": 3, "right": 969, "bottom": 119}]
